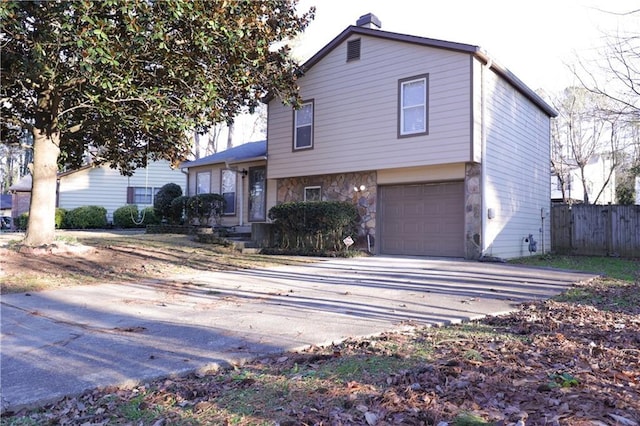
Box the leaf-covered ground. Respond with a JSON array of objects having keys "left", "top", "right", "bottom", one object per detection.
[{"left": 3, "top": 277, "right": 638, "bottom": 426}]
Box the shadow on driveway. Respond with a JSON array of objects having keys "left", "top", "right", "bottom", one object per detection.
[{"left": 0, "top": 256, "right": 596, "bottom": 413}]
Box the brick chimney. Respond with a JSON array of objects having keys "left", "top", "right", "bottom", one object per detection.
[{"left": 356, "top": 13, "right": 381, "bottom": 29}]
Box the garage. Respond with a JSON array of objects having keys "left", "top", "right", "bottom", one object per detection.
[{"left": 379, "top": 181, "right": 465, "bottom": 257}]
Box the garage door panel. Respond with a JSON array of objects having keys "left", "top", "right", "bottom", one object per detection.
[{"left": 380, "top": 182, "right": 464, "bottom": 257}]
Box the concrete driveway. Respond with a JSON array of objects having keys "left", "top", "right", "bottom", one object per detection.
[{"left": 0, "top": 256, "right": 596, "bottom": 412}]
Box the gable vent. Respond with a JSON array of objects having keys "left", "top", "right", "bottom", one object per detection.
[{"left": 347, "top": 39, "right": 361, "bottom": 61}]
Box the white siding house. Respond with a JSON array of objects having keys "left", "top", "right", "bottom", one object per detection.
[
  {"left": 266, "top": 13, "right": 557, "bottom": 260},
  {"left": 551, "top": 155, "right": 616, "bottom": 205},
  {"left": 56, "top": 160, "right": 186, "bottom": 223}
]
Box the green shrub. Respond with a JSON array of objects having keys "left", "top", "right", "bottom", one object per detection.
[
  {"left": 17, "top": 212, "right": 28, "bottom": 230},
  {"left": 64, "top": 205, "right": 108, "bottom": 229},
  {"left": 141, "top": 207, "right": 161, "bottom": 225},
  {"left": 185, "top": 193, "right": 226, "bottom": 226},
  {"left": 55, "top": 208, "right": 67, "bottom": 229},
  {"left": 169, "top": 195, "right": 189, "bottom": 225},
  {"left": 113, "top": 205, "right": 141, "bottom": 228},
  {"left": 154, "top": 183, "right": 183, "bottom": 224},
  {"left": 268, "top": 201, "right": 359, "bottom": 252}
]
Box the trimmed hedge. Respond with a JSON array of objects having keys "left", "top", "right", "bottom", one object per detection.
[
  {"left": 114, "top": 205, "right": 162, "bottom": 228},
  {"left": 154, "top": 183, "right": 183, "bottom": 224},
  {"left": 170, "top": 196, "right": 189, "bottom": 225},
  {"left": 268, "top": 201, "right": 359, "bottom": 252},
  {"left": 64, "top": 205, "right": 108, "bottom": 229},
  {"left": 17, "top": 212, "right": 28, "bottom": 230},
  {"left": 186, "top": 193, "right": 226, "bottom": 226},
  {"left": 55, "top": 208, "right": 66, "bottom": 229},
  {"left": 17, "top": 209, "right": 67, "bottom": 230},
  {"left": 113, "top": 205, "right": 141, "bottom": 228},
  {"left": 140, "top": 207, "right": 161, "bottom": 226}
]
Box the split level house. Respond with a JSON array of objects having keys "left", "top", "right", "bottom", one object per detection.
[
  {"left": 9, "top": 160, "right": 186, "bottom": 225},
  {"left": 184, "top": 13, "right": 558, "bottom": 260}
]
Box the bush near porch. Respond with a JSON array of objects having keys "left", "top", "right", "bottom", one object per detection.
[{"left": 268, "top": 201, "right": 359, "bottom": 254}]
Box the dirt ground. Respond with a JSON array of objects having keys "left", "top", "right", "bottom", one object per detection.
[{"left": 0, "top": 230, "right": 307, "bottom": 294}]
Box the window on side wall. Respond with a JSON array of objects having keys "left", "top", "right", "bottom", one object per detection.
[
  {"left": 221, "top": 169, "right": 236, "bottom": 215},
  {"left": 304, "top": 186, "right": 321, "bottom": 202},
  {"left": 293, "top": 100, "right": 314, "bottom": 150},
  {"left": 127, "top": 187, "right": 154, "bottom": 205},
  {"left": 398, "top": 74, "right": 428, "bottom": 137},
  {"left": 196, "top": 171, "right": 211, "bottom": 195}
]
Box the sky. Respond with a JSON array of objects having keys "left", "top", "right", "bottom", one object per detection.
[{"left": 292, "top": 0, "right": 639, "bottom": 94}]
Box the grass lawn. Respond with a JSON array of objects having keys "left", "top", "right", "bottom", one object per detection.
[{"left": 510, "top": 254, "right": 639, "bottom": 282}]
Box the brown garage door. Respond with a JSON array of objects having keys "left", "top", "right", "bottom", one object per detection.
[{"left": 379, "top": 181, "right": 465, "bottom": 257}]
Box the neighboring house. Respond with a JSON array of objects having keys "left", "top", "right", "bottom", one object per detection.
[
  {"left": 551, "top": 154, "right": 616, "bottom": 205},
  {"left": 1, "top": 194, "right": 12, "bottom": 229},
  {"left": 1, "top": 194, "right": 12, "bottom": 216},
  {"left": 265, "top": 13, "right": 557, "bottom": 259},
  {"left": 8, "top": 160, "right": 186, "bottom": 223},
  {"left": 7, "top": 175, "right": 31, "bottom": 224},
  {"left": 180, "top": 140, "right": 268, "bottom": 230}
]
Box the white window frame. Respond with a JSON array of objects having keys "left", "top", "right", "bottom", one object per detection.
[
  {"left": 196, "top": 171, "right": 211, "bottom": 195},
  {"left": 221, "top": 169, "right": 237, "bottom": 215},
  {"left": 304, "top": 186, "right": 322, "bottom": 202},
  {"left": 294, "top": 100, "right": 314, "bottom": 150},
  {"left": 133, "top": 187, "right": 153, "bottom": 205},
  {"left": 399, "top": 75, "right": 428, "bottom": 137}
]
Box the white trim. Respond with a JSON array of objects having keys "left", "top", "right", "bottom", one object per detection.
[
  {"left": 400, "top": 77, "right": 427, "bottom": 135},
  {"left": 294, "top": 101, "right": 314, "bottom": 150},
  {"left": 304, "top": 185, "right": 321, "bottom": 202}
]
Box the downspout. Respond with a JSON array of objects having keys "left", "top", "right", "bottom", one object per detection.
[
  {"left": 480, "top": 56, "right": 492, "bottom": 257},
  {"left": 238, "top": 171, "right": 244, "bottom": 227},
  {"left": 180, "top": 168, "right": 189, "bottom": 195}
]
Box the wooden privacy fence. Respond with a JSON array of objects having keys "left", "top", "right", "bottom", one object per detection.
[{"left": 551, "top": 204, "right": 640, "bottom": 257}]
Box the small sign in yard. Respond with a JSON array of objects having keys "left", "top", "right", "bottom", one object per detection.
[{"left": 343, "top": 236, "right": 354, "bottom": 250}]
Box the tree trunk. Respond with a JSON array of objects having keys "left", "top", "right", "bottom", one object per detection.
[
  {"left": 226, "top": 122, "right": 234, "bottom": 150},
  {"left": 24, "top": 92, "right": 61, "bottom": 246},
  {"left": 579, "top": 166, "right": 590, "bottom": 204}
]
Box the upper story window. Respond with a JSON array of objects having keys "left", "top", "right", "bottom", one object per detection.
[
  {"left": 293, "top": 100, "right": 314, "bottom": 151},
  {"left": 398, "top": 74, "right": 429, "bottom": 137}
]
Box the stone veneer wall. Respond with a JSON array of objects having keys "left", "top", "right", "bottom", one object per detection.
[
  {"left": 276, "top": 171, "right": 377, "bottom": 241},
  {"left": 465, "top": 163, "right": 482, "bottom": 259}
]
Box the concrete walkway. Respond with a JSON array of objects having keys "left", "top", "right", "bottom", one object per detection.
[{"left": 0, "top": 256, "right": 596, "bottom": 413}]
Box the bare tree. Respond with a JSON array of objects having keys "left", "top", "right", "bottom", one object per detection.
[
  {"left": 206, "top": 124, "right": 226, "bottom": 156},
  {"left": 189, "top": 104, "right": 267, "bottom": 159},
  {"left": 570, "top": 8, "right": 639, "bottom": 203},
  {"left": 551, "top": 87, "right": 626, "bottom": 204},
  {"left": 572, "top": 8, "right": 639, "bottom": 119}
]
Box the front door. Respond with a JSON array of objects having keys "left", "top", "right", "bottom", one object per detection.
[{"left": 248, "top": 166, "right": 266, "bottom": 221}]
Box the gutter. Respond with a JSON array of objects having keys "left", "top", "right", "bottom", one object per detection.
[
  {"left": 473, "top": 51, "right": 558, "bottom": 118},
  {"left": 226, "top": 155, "right": 267, "bottom": 166},
  {"left": 481, "top": 56, "right": 492, "bottom": 258}
]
